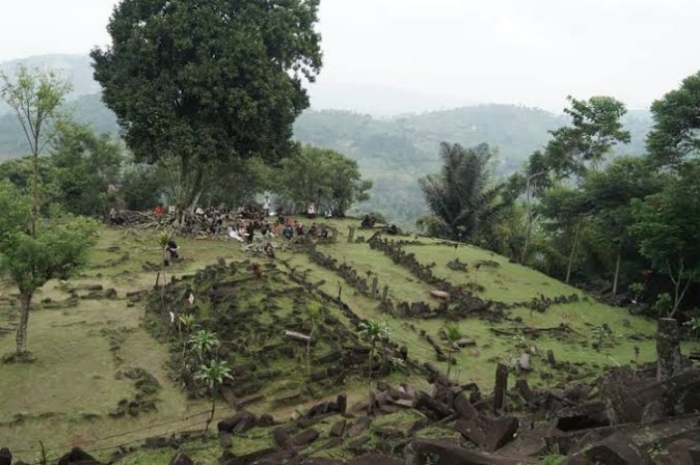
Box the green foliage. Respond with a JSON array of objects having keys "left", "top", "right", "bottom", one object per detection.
[
  {"left": 91, "top": 0, "right": 323, "bottom": 210},
  {"left": 0, "top": 182, "right": 96, "bottom": 354},
  {"left": 442, "top": 324, "right": 463, "bottom": 378},
  {"left": 419, "top": 143, "right": 505, "bottom": 242},
  {"left": 188, "top": 330, "right": 220, "bottom": 364},
  {"left": 120, "top": 163, "right": 163, "bottom": 211},
  {"left": 630, "top": 162, "right": 700, "bottom": 315},
  {"left": 539, "top": 455, "right": 565, "bottom": 465},
  {"left": 629, "top": 282, "right": 645, "bottom": 302},
  {"left": 0, "top": 65, "right": 71, "bottom": 159},
  {"left": 358, "top": 320, "right": 390, "bottom": 343},
  {"left": 647, "top": 71, "right": 700, "bottom": 167},
  {"left": 276, "top": 146, "right": 372, "bottom": 215},
  {"left": 194, "top": 360, "right": 233, "bottom": 391},
  {"left": 49, "top": 122, "right": 124, "bottom": 216},
  {"left": 592, "top": 325, "right": 614, "bottom": 350},
  {"left": 543, "top": 96, "right": 631, "bottom": 178},
  {"left": 653, "top": 293, "right": 673, "bottom": 317}
]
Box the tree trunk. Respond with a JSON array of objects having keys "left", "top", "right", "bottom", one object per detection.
[
  {"left": 612, "top": 245, "right": 622, "bottom": 296},
  {"left": 368, "top": 342, "right": 375, "bottom": 415},
  {"left": 565, "top": 215, "right": 584, "bottom": 284},
  {"left": 520, "top": 181, "right": 533, "bottom": 264},
  {"left": 16, "top": 292, "right": 32, "bottom": 354},
  {"left": 204, "top": 387, "right": 216, "bottom": 434}
]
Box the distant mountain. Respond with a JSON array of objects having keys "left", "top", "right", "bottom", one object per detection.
[{"left": 0, "top": 54, "right": 654, "bottom": 226}]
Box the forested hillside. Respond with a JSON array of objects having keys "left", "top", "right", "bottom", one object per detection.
[{"left": 0, "top": 54, "right": 653, "bottom": 226}]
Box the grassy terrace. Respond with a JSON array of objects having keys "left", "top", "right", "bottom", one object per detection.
[{"left": 0, "top": 221, "right": 697, "bottom": 463}]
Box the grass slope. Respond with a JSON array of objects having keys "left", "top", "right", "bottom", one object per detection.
[{"left": 0, "top": 221, "right": 697, "bottom": 464}]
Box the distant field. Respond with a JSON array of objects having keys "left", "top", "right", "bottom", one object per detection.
[{"left": 0, "top": 220, "right": 696, "bottom": 463}]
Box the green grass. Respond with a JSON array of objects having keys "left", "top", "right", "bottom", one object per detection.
[{"left": 0, "top": 221, "right": 698, "bottom": 464}]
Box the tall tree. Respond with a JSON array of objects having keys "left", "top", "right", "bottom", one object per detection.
[
  {"left": 0, "top": 182, "right": 96, "bottom": 358},
  {"left": 630, "top": 161, "right": 700, "bottom": 316},
  {"left": 276, "top": 146, "right": 372, "bottom": 215},
  {"left": 92, "top": 0, "right": 323, "bottom": 218},
  {"left": 50, "top": 123, "right": 124, "bottom": 216},
  {"left": 419, "top": 143, "right": 504, "bottom": 242},
  {"left": 647, "top": 71, "right": 700, "bottom": 167},
  {"left": 582, "top": 157, "right": 662, "bottom": 294},
  {"left": 519, "top": 96, "right": 630, "bottom": 277},
  {"left": 0, "top": 66, "right": 72, "bottom": 234}
]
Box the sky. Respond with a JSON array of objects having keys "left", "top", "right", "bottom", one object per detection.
[{"left": 1, "top": 0, "right": 699, "bottom": 113}]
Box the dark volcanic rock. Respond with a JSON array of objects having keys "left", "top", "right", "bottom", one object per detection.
[
  {"left": 169, "top": 452, "right": 195, "bottom": 465},
  {"left": 218, "top": 411, "right": 258, "bottom": 434},
  {"left": 347, "top": 416, "right": 372, "bottom": 438},
  {"left": 57, "top": 447, "right": 102, "bottom": 465},
  {"left": 406, "top": 439, "right": 520, "bottom": 465},
  {"left": 330, "top": 419, "right": 347, "bottom": 437},
  {"left": 580, "top": 433, "right": 653, "bottom": 465},
  {"left": 290, "top": 428, "right": 320, "bottom": 447},
  {"left": 455, "top": 416, "right": 519, "bottom": 451},
  {"left": 0, "top": 448, "right": 11, "bottom": 465}
]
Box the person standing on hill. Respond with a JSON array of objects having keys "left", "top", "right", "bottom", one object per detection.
[
  {"left": 263, "top": 195, "right": 271, "bottom": 217},
  {"left": 155, "top": 204, "right": 164, "bottom": 218}
]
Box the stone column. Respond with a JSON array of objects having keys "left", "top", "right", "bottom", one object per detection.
[
  {"left": 494, "top": 363, "right": 508, "bottom": 413},
  {"left": 657, "top": 318, "right": 681, "bottom": 381}
]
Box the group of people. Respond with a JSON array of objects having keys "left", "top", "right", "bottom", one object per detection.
[{"left": 227, "top": 215, "right": 332, "bottom": 244}]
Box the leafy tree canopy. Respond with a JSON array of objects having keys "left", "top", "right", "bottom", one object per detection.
[
  {"left": 91, "top": 0, "right": 323, "bottom": 210},
  {"left": 647, "top": 71, "right": 700, "bottom": 167},
  {"left": 276, "top": 145, "right": 372, "bottom": 216},
  {"left": 630, "top": 161, "right": 700, "bottom": 314}
]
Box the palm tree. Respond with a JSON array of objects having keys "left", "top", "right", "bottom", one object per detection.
[
  {"left": 443, "top": 324, "right": 463, "bottom": 379},
  {"left": 419, "top": 143, "right": 505, "bottom": 242},
  {"left": 358, "top": 320, "right": 389, "bottom": 414},
  {"left": 195, "top": 360, "right": 233, "bottom": 434},
  {"left": 306, "top": 301, "right": 323, "bottom": 378}
]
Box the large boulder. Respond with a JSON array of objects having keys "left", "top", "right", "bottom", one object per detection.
[
  {"left": 347, "top": 416, "right": 372, "bottom": 438},
  {"left": 455, "top": 416, "right": 519, "bottom": 451},
  {"left": 601, "top": 367, "right": 700, "bottom": 424},
  {"left": 0, "top": 448, "right": 11, "bottom": 465},
  {"left": 290, "top": 428, "right": 320, "bottom": 448},
  {"left": 562, "top": 433, "right": 653, "bottom": 465},
  {"left": 218, "top": 411, "right": 258, "bottom": 434},
  {"left": 406, "top": 439, "right": 521, "bottom": 465}
]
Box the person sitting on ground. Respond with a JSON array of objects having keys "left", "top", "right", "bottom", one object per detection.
[
  {"left": 308, "top": 224, "right": 318, "bottom": 237},
  {"left": 324, "top": 209, "right": 333, "bottom": 219},
  {"left": 307, "top": 203, "right": 316, "bottom": 219},
  {"left": 167, "top": 240, "right": 179, "bottom": 260},
  {"left": 228, "top": 226, "right": 244, "bottom": 243},
  {"left": 295, "top": 221, "right": 305, "bottom": 236},
  {"left": 320, "top": 226, "right": 329, "bottom": 240},
  {"left": 283, "top": 224, "right": 294, "bottom": 240}
]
